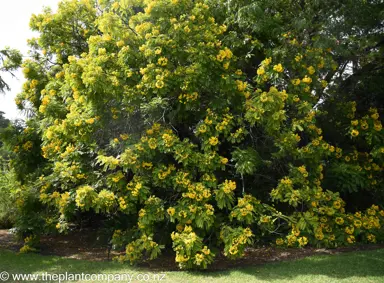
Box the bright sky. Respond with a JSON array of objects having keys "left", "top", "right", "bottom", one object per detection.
[{"left": 0, "top": 0, "right": 60, "bottom": 120}]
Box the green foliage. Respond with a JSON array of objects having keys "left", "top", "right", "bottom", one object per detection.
[
  {"left": 0, "top": 113, "right": 15, "bottom": 228},
  {"left": 171, "top": 225, "right": 215, "bottom": 269},
  {"left": 232, "top": 147, "right": 261, "bottom": 175},
  {"left": 0, "top": 171, "right": 16, "bottom": 228},
  {"left": 325, "top": 163, "right": 368, "bottom": 194},
  {"left": 3, "top": 0, "right": 384, "bottom": 270},
  {"left": 0, "top": 47, "right": 22, "bottom": 93}
]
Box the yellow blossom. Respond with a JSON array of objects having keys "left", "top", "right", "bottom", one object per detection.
[
  {"left": 292, "top": 78, "right": 301, "bottom": 86},
  {"left": 347, "top": 235, "right": 355, "bottom": 244},
  {"left": 335, "top": 217, "right": 344, "bottom": 225},
  {"left": 158, "top": 57, "right": 168, "bottom": 66},
  {"left": 209, "top": 136, "right": 219, "bottom": 146},
  {"left": 367, "top": 234, "right": 376, "bottom": 243},
  {"left": 236, "top": 80, "right": 247, "bottom": 92},
  {"left": 263, "top": 57, "right": 272, "bottom": 65},
  {"left": 345, "top": 156, "right": 350, "bottom": 162},
  {"left": 273, "top": 63, "right": 284, "bottom": 73},
  {"left": 307, "top": 66, "right": 315, "bottom": 75},
  {"left": 257, "top": 66, "right": 265, "bottom": 75},
  {"left": 155, "top": 80, "right": 164, "bottom": 89},
  {"left": 86, "top": 118, "right": 95, "bottom": 124},
  {"left": 167, "top": 207, "right": 175, "bottom": 216},
  {"left": 298, "top": 236, "right": 308, "bottom": 247},
  {"left": 351, "top": 129, "right": 359, "bottom": 137},
  {"left": 302, "top": 76, "right": 312, "bottom": 84},
  {"left": 148, "top": 138, "right": 157, "bottom": 149},
  {"left": 120, "top": 134, "right": 129, "bottom": 140},
  {"left": 198, "top": 124, "right": 207, "bottom": 133}
]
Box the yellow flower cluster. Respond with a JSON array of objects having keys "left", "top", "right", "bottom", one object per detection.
[
  {"left": 208, "top": 136, "right": 219, "bottom": 146},
  {"left": 148, "top": 138, "right": 157, "bottom": 149},
  {"left": 281, "top": 177, "right": 293, "bottom": 186},
  {"left": 175, "top": 171, "right": 191, "bottom": 188},
  {"left": 183, "top": 182, "right": 211, "bottom": 201},
  {"left": 111, "top": 171, "right": 124, "bottom": 183},
  {"left": 170, "top": 224, "right": 215, "bottom": 268},
  {"left": 263, "top": 57, "right": 272, "bottom": 65},
  {"left": 157, "top": 57, "right": 168, "bottom": 66},
  {"left": 197, "top": 124, "right": 207, "bottom": 134},
  {"left": 57, "top": 192, "right": 70, "bottom": 214},
  {"left": 224, "top": 228, "right": 253, "bottom": 257},
  {"left": 231, "top": 196, "right": 257, "bottom": 218},
  {"left": 178, "top": 92, "right": 199, "bottom": 104},
  {"left": 119, "top": 197, "right": 127, "bottom": 210},
  {"left": 345, "top": 226, "right": 354, "bottom": 235},
  {"left": 155, "top": 79, "right": 165, "bottom": 89},
  {"left": 21, "top": 140, "right": 34, "bottom": 151},
  {"left": 273, "top": 63, "right": 284, "bottom": 73},
  {"left": 158, "top": 165, "right": 175, "bottom": 180},
  {"left": 75, "top": 185, "right": 96, "bottom": 208},
  {"left": 120, "top": 133, "right": 129, "bottom": 140},
  {"left": 98, "top": 189, "right": 116, "bottom": 209},
  {"left": 307, "top": 66, "right": 315, "bottom": 75},
  {"left": 298, "top": 236, "right": 308, "bottom": 247},
  {"left": 127, "top": 179, "right": 144, "bottom": 197},
  {"left": 351, "top": 109, "right": 382, "bottom": 134},
  {"left": 121, "top": 149, "right": 138, "bottom": 165},
  {"left": 292, "top": 78, "right": 301, "bottom": 86},
  {"left": 221, "top": 180, "right": 236, "bottom": 193},
  {"left": 298, "top": 165, "right": 308, "bottom": 177},
  {"left": 167, "top": 207, "right": 176, "bottom": 216},
  {"left": 162, "top": 132, "right": 176, "bottom": 147},
  {"left": 216, "top": 47, "right": 233, "bottom": 62},
  {"left": 141, "top": 161, "right": 153, "bottom": 169},
  {"left": 367, "top": 234, "right": 376, "bottom": 243},
  {"left": 347, "top": 235, "right": 355, "bottom": 244},
  {"left": 236, "top": 80, "right": 247, "bottom": 92},
  {"left": 286, "top": 234, "right": 298, "bottom": 246},
  {"left": 351, "top": 129, "right": 359, "bottom": 137},
  {"left": 215, "top": 114, "right": 233, "bottom": 132},
  {"left": 302, "top": 76, "right": 312, "bottom": 84},
  {"left": 256, "top": 66, "right": 265, "bottom": 76}
]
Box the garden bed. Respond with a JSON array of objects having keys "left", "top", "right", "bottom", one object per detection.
[{"left": 1, "top": 229, "right": 383, "bottom": 271}]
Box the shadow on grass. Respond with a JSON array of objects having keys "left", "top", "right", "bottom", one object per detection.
[
  {"left": 185, "top": 249, "right": 384, "bottom": 281},
  {"left": 1, "top": 248, "right": 384, "bottom": 282}
]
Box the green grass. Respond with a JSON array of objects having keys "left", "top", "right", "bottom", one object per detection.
[{"left": 0, "top": 248, "right": 384, "bottom": 282}]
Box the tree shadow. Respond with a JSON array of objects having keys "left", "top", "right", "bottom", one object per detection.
[
  {"left": 1, "top": 248, "right": 384, "bottom": 282},
  {"left": 185, "top": 249, "right": 384, "bottom": 282}
]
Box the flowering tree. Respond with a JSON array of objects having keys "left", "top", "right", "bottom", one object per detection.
[{"left": 3, "top": 0, "right": 383, "bottom": 268}]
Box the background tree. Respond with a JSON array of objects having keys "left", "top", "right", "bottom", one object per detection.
[{"left": 0, "top": 47, "right": 22, "bottom": 93}]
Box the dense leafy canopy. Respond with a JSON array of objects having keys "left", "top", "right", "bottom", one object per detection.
[{"left": 1, "top": 0, "right": 383, "bottom": 268}]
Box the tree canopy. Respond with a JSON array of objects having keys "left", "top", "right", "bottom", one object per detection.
[{"left": 2, "top": 0, "right": 383, "bottom": 268}]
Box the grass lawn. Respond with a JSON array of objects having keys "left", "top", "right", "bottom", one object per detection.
[{"left": 0, "top": 248, "right": 384, "bottom": 283}]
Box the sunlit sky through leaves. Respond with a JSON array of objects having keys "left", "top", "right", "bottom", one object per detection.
[{"left": 0, "top": 0, "right": 60, "bottom": 120}]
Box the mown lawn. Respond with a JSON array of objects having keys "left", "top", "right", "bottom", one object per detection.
[{"left": 0, "top": 248, "right": 384, "bottom": 283}]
